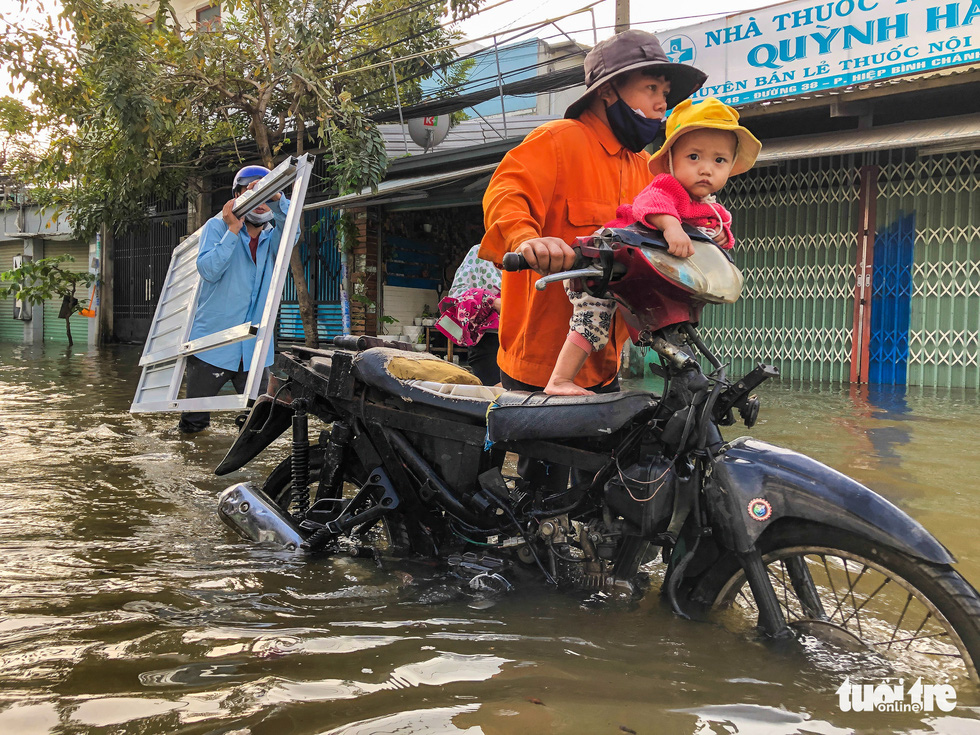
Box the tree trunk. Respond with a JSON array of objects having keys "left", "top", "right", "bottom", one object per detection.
[
  {"left": 254, "top": 117, "right": 318, "bottom": 347},
  {"left": 290, "top": 238, "right": 319, "bottom": 348},
  {"left": 64, "top": 283, "right": 76, "bottom": 346}
]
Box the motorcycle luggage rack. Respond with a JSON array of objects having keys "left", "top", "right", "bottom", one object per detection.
[{"left": 327, "top": 351, "right": 356, "bottom": 399}]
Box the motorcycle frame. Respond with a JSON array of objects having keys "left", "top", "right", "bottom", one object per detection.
[{"left": 215, "top": 237, "right": 957, "bottom": 639}]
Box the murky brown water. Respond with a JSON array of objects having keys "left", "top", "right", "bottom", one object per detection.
[{"left": 2, "top": 342, "right": 979, "bottom": 734}]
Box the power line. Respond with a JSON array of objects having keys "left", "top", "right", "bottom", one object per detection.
[{"left": 318, "top": 1, "right": 601, "bottom": 83}]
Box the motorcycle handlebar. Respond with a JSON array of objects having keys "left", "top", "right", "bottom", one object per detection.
[
  {"left": 501, "top": 252, "right": 530, "bottom": 271},
  {"left": 502, "top": 249, "right": 586, "bottom": 272}
]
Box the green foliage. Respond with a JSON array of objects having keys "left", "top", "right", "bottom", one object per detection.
[
  {"left": 0, "top": 0, "right": 485, "bottom": 235},
  {"left": 0, "top": 1, "right": 210, "bottom": 235},
  {"left": 336, "top": 211, "right": 360, "bottom": 253},
  {"left": 0, "top": 253, "right": 96, "bottom": 345},
  {"left": 0, "top": 253, "right": 95, "bottom": 311}
]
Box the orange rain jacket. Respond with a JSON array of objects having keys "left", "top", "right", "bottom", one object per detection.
[{"left": 480, "top": 109, "right": 653, "bottom": 388}]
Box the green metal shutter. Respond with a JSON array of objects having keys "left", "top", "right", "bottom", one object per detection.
[
  {"left": 42, "top": 242, "right": 91, "bottom": 345},
  {"left": 697, "top": 156, "right": 860, "bottom": 382},
  {"left": 0, "top": 242, "right": 25, "bottom": 344},
  {"left": 877, "top": 150, "right": 980, "bottom": 389}
]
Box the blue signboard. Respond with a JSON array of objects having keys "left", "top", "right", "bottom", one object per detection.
[{"left": 660, "top": 0, "right": 980, "bottom": 105}]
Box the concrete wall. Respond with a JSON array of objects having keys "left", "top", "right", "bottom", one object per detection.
[{"left": 381, "top": 285, "right": 439, "bottom": 336}]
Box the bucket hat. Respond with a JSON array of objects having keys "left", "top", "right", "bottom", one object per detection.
[
  {"left": 647, "top": 98, "right": 762, "bottom": 176},
  {"left": 564, "top": 30, "right": 707, "bottom": 119}
]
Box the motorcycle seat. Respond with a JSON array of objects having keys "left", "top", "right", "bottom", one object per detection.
[
  {"left": 353, "top": 348, "right": 658, "bottom": 437},
  {"left": 486, "top": 390, "right": 659, "bottom": 443},
  {"left": 354, "top": 347, "right": 499, "bottom": 421}
]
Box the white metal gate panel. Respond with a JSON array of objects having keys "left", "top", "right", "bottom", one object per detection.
[{"left": 130, "top": 154, "right": 314, "bottom": 413}]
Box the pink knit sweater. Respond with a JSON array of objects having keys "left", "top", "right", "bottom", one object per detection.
[{"left": 605, "top": 174, "right": 734, "bottom": 249}]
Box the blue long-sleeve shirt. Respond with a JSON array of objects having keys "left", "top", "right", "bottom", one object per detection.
[{"left": 189, "top": 196, "right": 291, "bottom": 370}]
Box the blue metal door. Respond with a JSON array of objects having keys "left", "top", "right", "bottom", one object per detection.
[
  {"left": 278, "top": 207, "right": 345, "bottom": 342},
  {"left": 868, "top": 211, "right": 915, "bottom": 385}
]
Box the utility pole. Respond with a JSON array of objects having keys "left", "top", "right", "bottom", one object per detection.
[{"left": 615, "top": 0, "right": 629, "bottom": 33}]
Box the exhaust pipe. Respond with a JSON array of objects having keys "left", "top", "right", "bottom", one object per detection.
[{"left": 217, "top": 483, "right": 306, "bottom": 551}]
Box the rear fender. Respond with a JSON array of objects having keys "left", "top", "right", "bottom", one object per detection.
[
  {"left": 214, "top": 393, "right": 293, "bottom": 476},
  {"left": 706, "top": 437, "right": 954, "bottom": 564}
]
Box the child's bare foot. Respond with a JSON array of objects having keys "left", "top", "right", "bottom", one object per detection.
[{"left": 545, "top": 377, "right": 594, "bottom": 396}]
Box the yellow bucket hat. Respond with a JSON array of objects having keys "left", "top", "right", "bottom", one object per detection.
[{"left": 648, "top": 97, "right": 762, "bottom": 177}]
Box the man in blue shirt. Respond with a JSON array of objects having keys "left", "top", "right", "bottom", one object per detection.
[{"left": 178, "top": 165, "right": 291, "bottom": 433}]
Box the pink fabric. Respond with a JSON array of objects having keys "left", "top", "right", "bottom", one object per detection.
[
  {"left": 566, "top": 330, "right": 594, "bottom": 353},
  {"left": 437, "top": 287, "right": 500, "bottom": 347},
  {"left": 605, "top": 174, "right": 735, "bottom": 249}
]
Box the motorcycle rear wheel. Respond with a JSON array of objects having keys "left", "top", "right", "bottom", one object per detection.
[
  {"left": 692, "top": 522, "right": 980, "bottom": 682},
  {"left": 260, "top": 450, "right": 414, "bottom": 554}
]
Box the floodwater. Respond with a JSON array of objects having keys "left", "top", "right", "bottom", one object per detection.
[{"left": 1, "top": 341, "right": 980, "bottom": 735}]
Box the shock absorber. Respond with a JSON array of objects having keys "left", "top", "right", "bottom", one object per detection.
[
  {"left": 290, "top": 399, "right": 310, "bottom": 520},
  {"left": 316, "top": 421, "right": 352, "bottom": 501}
]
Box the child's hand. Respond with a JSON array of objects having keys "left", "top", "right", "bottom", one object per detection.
[
  {"left": 545, "top": 376, "right": 594, "bottom": 396},
  {"left": 712, "top": 229, "right": 730, "bottom": 247},
  {"left": 664, "top": 224, "right": 694, "bottom": 258}
]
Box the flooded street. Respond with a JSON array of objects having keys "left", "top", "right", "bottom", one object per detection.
[{"left": 2, "top": 342, "right": 980, "bottom": 734}]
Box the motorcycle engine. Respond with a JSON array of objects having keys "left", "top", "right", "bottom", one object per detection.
[{"left": 604, "top": 455, "right": 676, "bottom": 537}]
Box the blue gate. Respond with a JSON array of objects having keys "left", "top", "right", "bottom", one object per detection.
[
  {"left": 278, "top": 206, "right": 345, "bottom": 342},
  {"left": 868, "top": 211, "right": 915, "bottom": 385}
]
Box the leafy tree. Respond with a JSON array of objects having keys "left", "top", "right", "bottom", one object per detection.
[
  {"left": 0, "top": 254, "right": 97, "bottom": 346},
  {"left": 157, "top": 0, "right": 478, "bottom": 343},
  {"left": 0, "top": 96, "right": 36, "bottom": 202},
  {"left": 1, "top": 0, "right": 213, "bottom": 236},
  {"left": 1, "top": 0, "right": 479, "bottom": 345}
]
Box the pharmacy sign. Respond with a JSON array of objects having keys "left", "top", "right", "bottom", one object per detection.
[{"left": 661, "top": 0, "right": 979, "bottom": 105}]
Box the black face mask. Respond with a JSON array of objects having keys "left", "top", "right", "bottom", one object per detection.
[{"left": 605, "top": 90, "right": 664, "bottom": 153}]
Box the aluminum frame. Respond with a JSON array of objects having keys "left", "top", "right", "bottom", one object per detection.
[{"left": 130, "top": 154, "right": 314, "bottom": 414}]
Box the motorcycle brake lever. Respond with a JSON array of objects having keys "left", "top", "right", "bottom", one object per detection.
[{"left": 534, "top": 266, "right": 605, "bottom": 291}]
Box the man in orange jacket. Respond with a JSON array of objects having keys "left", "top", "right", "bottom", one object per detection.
[{"left": 480, "top": 30, "right": 707, "bottom": 392}]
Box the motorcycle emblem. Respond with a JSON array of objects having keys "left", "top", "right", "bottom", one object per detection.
[{"left": 748, "top": 498, "right": 772, "bottom": 522}]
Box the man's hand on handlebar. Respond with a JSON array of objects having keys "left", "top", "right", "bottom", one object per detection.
[{"left": 517, "top": 237, "right": 577, "bottom": 276}]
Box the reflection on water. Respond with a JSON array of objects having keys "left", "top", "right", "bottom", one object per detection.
[{"left": 1, "top": 342, "right": 979, "bottom": 734}]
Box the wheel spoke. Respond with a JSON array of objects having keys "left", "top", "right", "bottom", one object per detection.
[
  {"left": 712, "top": 537, "right": 978, "bottom": 681},
  {"left": 822, "top": 555, "right": 847, "bottom": 623},
  {"left": 872, "top": 629, "right": 951, "bottom": 647},
  {"left": 839, "top": 577, "right": 891, "bottom": 628},
  {"left": 768, "top": 559, "right": 796, "bottom": 619},
  {"left": 841, "top": 560, "right": 868, "bottom": 638},
  {"left": 781, "top": 560, "right": 795, "bottom": 617},
  {"left": 906, "top": 611, "right": 933, "bottom": 652},
  {"left": 887, "top": 593, "right": 914, "bottom": 650}
]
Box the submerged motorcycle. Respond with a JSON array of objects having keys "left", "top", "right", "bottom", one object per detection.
[{"left": 216, "top": 223, "right": 980, "bottom": 681}]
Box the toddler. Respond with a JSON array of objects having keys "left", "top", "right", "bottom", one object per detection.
[{"left": 545, "top": 98, "right": 761, "bottom": 395}]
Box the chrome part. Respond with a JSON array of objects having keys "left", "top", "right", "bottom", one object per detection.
[
  {"left": 217, "top": 482, "right": 306, "bottom": 551},
  {"left": 534, "top": 267, "right": 604, "bottom": 291}
]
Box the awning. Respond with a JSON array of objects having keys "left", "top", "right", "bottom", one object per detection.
[
  {"left": 758, "top": 112, "right": 980, "bottom": 162},
  {"left": 303, "top": 163, "right": 499, "bottom": 211},
  {"left": 3, "top": 231, "right": 77, "bottom": 241}
]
